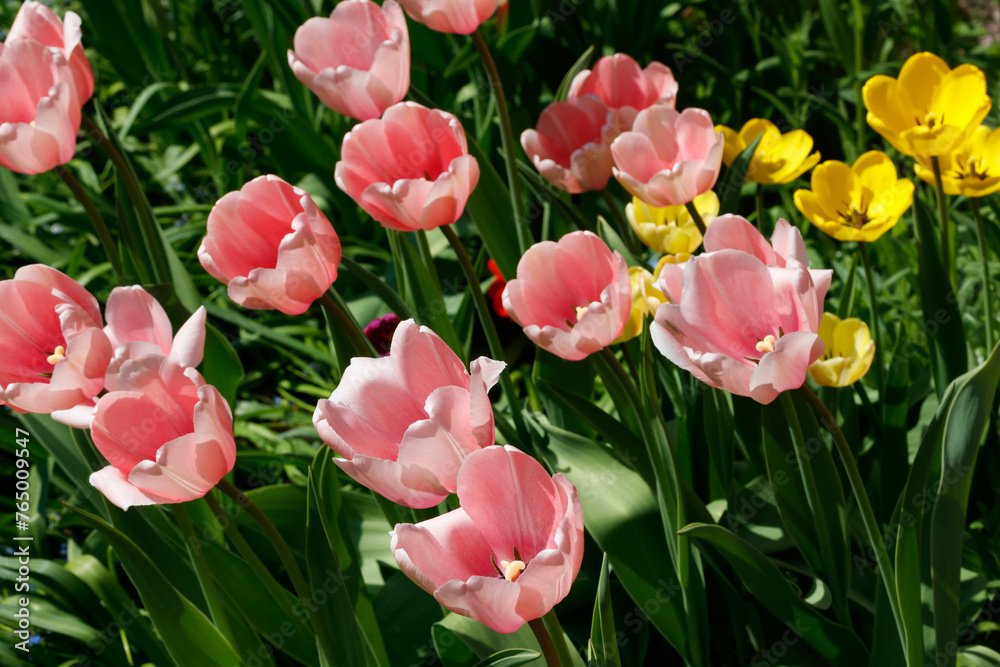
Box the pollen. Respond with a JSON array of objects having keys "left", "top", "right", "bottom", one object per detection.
[
  {"left": 755, "top": 335, "right": 776, "bottom": 354},
  {"left": 47, "top": 345, "right": 66, "bottom": 365},
  {"left": 500, "top": 560, "right": 526, "bottom": 582}
]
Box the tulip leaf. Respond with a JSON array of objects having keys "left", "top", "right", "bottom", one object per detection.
[
  {"left": 912, "top": 195, "right": 968, "bottom": 394},
  {"left": 931, "top": 342, "right": 1000, "bottom": 667},
  {"left": 596, "top": 216, "right": 642, "bottom": 266},
  {"left": 465, "top": 138, "right": 523, "bottom": 281},
  {"left": 67, "top": 505, "right": 244, "bottom": 666},
  {"left": 474, "top": 649, "right": 543, "bottom": 667},
  {"left": 589, "top": 553, "right": 622, "bottom": 667},
  {"left": 818, "top": 0, "right": 855, "bottom": 73},
  {"left": 678, "top": 523, "right": 869, "bottom": 663},
  {"left": 717, "top": 132, "right": 763, "bottom": 215},
  {"left": 435, "top": 613, "right": 583, "bottom": 666},
  {"left": 555, "top": 45, "right": 595, "bottom": 102},
  {"left": 200, "top": 323, "right": 244, "bottom": 408}
]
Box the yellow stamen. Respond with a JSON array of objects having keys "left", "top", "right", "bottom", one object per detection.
[
  {"left": 500, "top": 560, "right": 526, "bottom": 582},
  {"left": 755, "top": 335, "right": 776, "bottom": 354},
  {"left": 47, "top": 345, "right": 66, "bottom": 365},
  {"left": 575, "top": 305, "right": 590, "bottom": 321}
]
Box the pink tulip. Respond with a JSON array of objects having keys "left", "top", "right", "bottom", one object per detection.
[
  {"left": 397, "top": 0, "right": 502, "bottom": 34},
  {"left": 0, "top": 265, "right": 111, "bottom": 418},
  {"left": 89, "top": 355, "right": 236, "bottom": 510},
  {"left": 7, "top": 1, "right": 93, "bottom": 102},
  {"left": 651, "top": 215, "right": 832, "bottom": 404},
  {"left": 0, "top": 37, "right": 81, "bottom": 174},
  {"left": 568, "top": 54, "right": 677, "bottom": 130},
  {"left": 502, "top": 231, "right": 631, "bottom": 361},
  {"left": 391, "top": 445, "right": 584, "bottom": 633},
  {"left": 288, "top": 0, "right": 409, "bottom": 121},
  {"left": 335, "top": 102, "right": 480, "bottom": 231},
  {"left": 611, "top": 106, "right": 724, "bottom": 208},
  {"left": 198, "top": 175, "right": 342, "bottom": 316},
  {"left": 520, "top": 95, "right": 622, "bottom": 193},
  {"left": 313, "top": 319, "right": 505, "bottom": 508}
]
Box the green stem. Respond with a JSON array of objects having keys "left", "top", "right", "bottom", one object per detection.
[
  {"left": 527, "top": 617, "right": 562, "bottom": 667},
  {"left": 541, "top": 609, "right": 575, "bottom": 667},
  {"left": 317, "top": 292, "right": 376, "bottom": 358},
  {"left": 339, "top": 254, "right": 414, "bottom": 320},
  {"left": 852, "top": 0, "right": 865, "bottom": 156},
  {"left": 972, "top": 199, "right": 995, "bottom": 350},
  {"left": 859, "top": 243, "right": 884, "bottom": 415},
  {"left": 55, "top": 166, "right": 124, "bottom": 280},
  {"left": 441, "top": 225, "right": 530, "bottom": 447},
  {"left": 931, "top": 156, "right": 952, "bottom": 283},
  {"left": 755, "top": 183, "right": 766, "bottom": 235},
  {"left": 797, "top": 385, "right": 906, "bottom": 655},
  {"left": 416, "top": 230, "right": 442, "bottom": 291},
  {"left": 173, "top": 504, "right": 238, "bottom": 648},
  {"left": 685, "top": 200, "right": 708, "bottom": 237},
  {"left": 471, "top": 29, "right": 533, "bottom": 254},
  {"left": 601, "top": 189, "right": 637, "bottom": 254}
]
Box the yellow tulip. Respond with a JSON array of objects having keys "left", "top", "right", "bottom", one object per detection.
[
  {"left": 626, "top": 191, "right": 718, "bottom": 254},
  {"left": 614, "top": 267, "right": 666, "bottom": 344},
  {"left": 808, "top": 313, "right": 875, "bottom": 387},
  {"left": 716, "top": 118, "right": 820, "bottom": 185},
  {"left": 914, "top": 125, "right": 1000, "bottom": 198},
  {"left": 793, "top": 151, "right": 913, "bottom": 242},
  {"left": 862, "top": 52, "right": 991, "bottom": 157}
]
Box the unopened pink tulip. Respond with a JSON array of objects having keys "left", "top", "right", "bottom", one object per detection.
[
  {"left": 89, "top": 356, "right": 236, "bottom": 510},
  {"left": 288, "top": 0, "right": 409, "bottom": 121},
  {"left": 397, "top": 0, "right": 502, "bottom": 34},
  {"left": 651, "top": 216, "right": 832, "bottom": 404},
  {"left": 0, "top": 38, "right": 81, "bottom": 174},
  {"left": 521, "top": 95, "right": 621, "bottom": 193},
  {"left": 502, "top": 231, "right": 631, "bottom": 361},
  {"left": 568, "top": 54, "right": 677, "bottom": 130},
  {"left": 198, "top": 175, "right": 342, "bottom": 316},
  {"left": 0, "top": 265, "right": 111, "bottom": 418},
  {"left": 611, "top": 106, "right": 724, "bottom": 208},
  {"left": 335, "top": 102, "right": 480, "bottom": 231},
  {"left": 391, "top": 445, "right": 584, "bottom": 633},
  {"left": 7, "top": 1, "right": 93, "bottom": 102},
  {"left": 313, "top": 319, "right": 505, "bottom": 508}
]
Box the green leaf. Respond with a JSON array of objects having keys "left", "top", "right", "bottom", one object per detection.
[
  {"left": 717, "top": 132, "right": 764, "bottom": 214},
  {"left": 679, "top": 524, "right": 869, "bottom": 663},
  {"left": 394, "top": 232, "right": 465, "bottom": 360},
  {"left": 931, "top": 342, "right": 1000, "bottom": 667},
  {"left": 818, "top": 0, "right": 855, "bottom": 72},
  {"left": 555, "top": 45, "right": 595, "bottom": 102},
  {"left": 201, "top": 323, "right": 245, "bottom": 407},
  {"left": 474, "top": 649, "right": 543, "bottom": 666},
  {"left": 465, "top": 138, "right": 522, "bottom": 281},
  {"left": 67, "top": 505, "right": 244, "bottom": 666},
  {"left": 588, "top": 553, "right": 621, "bottom": 667}
]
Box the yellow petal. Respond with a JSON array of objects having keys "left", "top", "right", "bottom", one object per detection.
[
  {"left": 898, "top": 52, "right": 950, "bottom": 113},
  {"left": 810, "top": 160, "right": 856, "bottom": 213},
  {"left": 718, "top": 125, "right": 743, "bottom": 166}
]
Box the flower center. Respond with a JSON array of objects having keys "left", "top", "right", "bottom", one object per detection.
[
  {"left": 755, "top": 335, "right": 776, "bottom": 354},
  {"left": 917, "top": 112, "right": 943, "bottom": 129},
  {"left": 958, "top": 155, "right": 990, "bottom": 181},
  {"left": 46, "top": 345, "right": 66, "bottom": 365},
  {"left": 491, "top": 548, "right": 527, "bottom": 582},
  {"left": 837, "top": 196, "right": 871, "bottom": 229}
]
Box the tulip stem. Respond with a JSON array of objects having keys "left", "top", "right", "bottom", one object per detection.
[
  {"left": 755, "top": 184, "right": 766, "bottom": 235},
  {"left": 173, "top": 503, "right": 237, "bottom": 649},
  {"left": 339, "top": 254, "right": 414, "bottom": 320},
  {"left": 528, "top": 617, "right": 563, "bottom": 667},
  {"left": 54, "top": 165, "right": 124, "bottom": 280},
  {"left": 471, "top": 29, "right": 534, "bottom": 254},
  {"left": 318, "top": 292, "right": 376, "bottom": 358},
  {"left": 441, "top": 224, "right": 530, "bottom": 448},
  {"left": 416, "top": 230, "right": 442, "bottom": 291},
  {"left": 601, "top": 189, "right": 637, "bottom": 254},
  {"left": 930, "top": 156, "right": 952, "bottom": 283},
  {"left": 542, "top": 609, "right": 576, "bottom": 667},
  {"left": 797, "top": 385, "right": 907, "bottom": 656},
  {"left": 685, "top": 200, "right": 708, "bottom": 237},
  {"left": 859, "top": 243, "right": 884, "bottom": 413},
  {"left": 852, "top": 0, "right": 865, "bottom": 156},
  {"left": 971, "top": 199, "right": 995, "bottom": 350}
]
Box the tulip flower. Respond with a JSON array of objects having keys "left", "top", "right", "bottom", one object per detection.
[
  {"left": 335, "top": 102, "right": 480, "bottom": 232},
  {"left": 611, "top": 106, "right": 724, "bottom": 208},
  {"left": 717, "top": 118, "right": 820, "bottom": 185},
  {"left": 313, "top": 319, "right": 505, "bottom": 508},
  {"left": 520, "top": 95, "right": 622, "bottom": 193},
  {"left": 793, "top": 151, "right": 914, "bottom": 243},
  {"left": 613, "top": 267, "right": 666, "bottom": 344},
  {"left": 862, "top": 52, "right": 991, "bottom": 157},
  {"left": 396, "top": 0, "right": 502, "bottom": 34},
  {"left": 198, "top": 175, "right": 342, "bottom": 316},
  {"left": 288, "top": 0, "right": 409, "bottom": 121},
  {"left": 391, "top": 445, "right": 584, "bottom": 633},
  {"left": 568, "top": 53, "right": 677, "bottom": 130},
  {"left": 651, "top": 252, "right": 691, "bottom": 304},
  {"left": 914, "top": 125, "right": 1000, "bottom": 198},
  {"left": 626, "top": 191, "right": 719, "bottom": 254},
  {"left": 808, "top": 313, "right": 875, "bottom": 388},
  {"left": 651, "top": 215, "right": 831, "bottom": 404},
  {"left": 89, "top": 356, "right": 236, "bottom": 510},
  {"left": 6, "top": 1, "right": 93, "bottom": 102},
  {"left": 0, "top": 265, "right": 111, "bottom": 418},
  {"left": 502, "top": 231, "right": 631, "bottom": 361},
  {"left": 0, "top": 38, "right": 82, "bottom": 174},
  {"left": 485, "top": 259, "right": 509, "bottom": 318},
  {"left": 363, "top": 312, "right": 402, "bottom": 356}
]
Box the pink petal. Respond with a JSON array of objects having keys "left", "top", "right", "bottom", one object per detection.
[
  {"left": 749, "top": 331, "right": 824, "bottom": 404},
  {"left": 104, "top": 286, "right": 173, "bottom": 353}
]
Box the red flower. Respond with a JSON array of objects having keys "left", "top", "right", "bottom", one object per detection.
[{"left": 485, "top": 259, "right": 508, "bottom": 318}]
